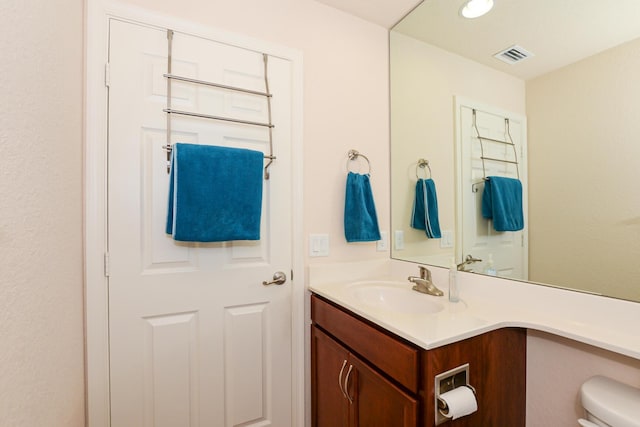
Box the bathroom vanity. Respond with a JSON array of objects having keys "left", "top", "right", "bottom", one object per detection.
[
  {"left": 308, "top": 259, "right": 640, "bottom": 426},
  {"left": 311, "top": 294, "right": 526, "bottom": 426}
]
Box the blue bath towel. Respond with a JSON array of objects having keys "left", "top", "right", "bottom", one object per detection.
[
  {"left": 344, "top": 172, "right": 381, "bottom": 242},
  {"left": 410, "top": 178, "right": 442, "bottom": 238},
  {"left": 166, "top": 143, "right": 263, "bottom": 242},
  {"left": 481, "top": 176, "right": 524, "bottom": 232}
]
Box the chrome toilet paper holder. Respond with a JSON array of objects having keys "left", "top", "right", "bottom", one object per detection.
[{"left": 434, "top": 363, "right": 476, "bottom": 425}]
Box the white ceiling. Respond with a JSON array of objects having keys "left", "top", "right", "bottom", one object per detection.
[
  {"left": 313, "top": 0, "right": 420, "bottom": 28},
  {"left": 316, "top": 0, "right": 640, "bottom": 80}
]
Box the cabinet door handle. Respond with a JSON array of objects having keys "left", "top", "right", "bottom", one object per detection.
[
  {"left": 338, "top": 360, "right": 348, "bottom": 398},
  {"left": 344, "top": 364, "right": 354, "bottom": 404}
]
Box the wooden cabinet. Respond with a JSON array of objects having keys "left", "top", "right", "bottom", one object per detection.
[
  {"left": 312, "top": 326, "right": 417, "bottom": 427},
  {"left": 311, "top": 295, "right": 420, "bottom": 427},
  {"left": 312, "top": 326, "right": 351, "bottom": 427},
  {"left": 311, "top": 294, "right": 527, "bottom": 427},
  {"left": 421, "top": 327, "right": 527, "bottom": 426}
]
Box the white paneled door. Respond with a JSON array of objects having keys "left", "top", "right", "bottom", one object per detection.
[
  {"left": 457, "top": 101, "right": 528, "bottom": 280},
  {"left": 107, "top": 19, "right": 293, "bottom": 426}
]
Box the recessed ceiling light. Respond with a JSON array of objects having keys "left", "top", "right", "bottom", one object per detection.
[{"left": 460, "top": 0, "right": 494, "bottom": 19}]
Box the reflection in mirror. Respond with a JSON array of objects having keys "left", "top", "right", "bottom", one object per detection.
[
  {"left": 390, "top": 0, "right": 640, "bottom": 302},
  {"left": 455, "top": 102, "right": 527, "bottom": 280}
]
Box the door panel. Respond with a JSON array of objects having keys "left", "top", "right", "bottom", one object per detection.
[
  {"left": 108, "top": 19, "right": 293, "bottom": 426},
  {"left": 224, "top": 303, "right": 269, "bottom": 425},
  {"left": 142, "top": 312, "right": 199, "bottom": 427}
]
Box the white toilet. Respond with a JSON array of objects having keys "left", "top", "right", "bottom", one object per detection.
[{"left": 579, "top": 375, "right": 640, "bottom": 427}]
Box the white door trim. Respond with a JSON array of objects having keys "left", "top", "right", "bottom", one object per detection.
[{"left": 84, "top": 2, "right": 305, "bottom": 426}]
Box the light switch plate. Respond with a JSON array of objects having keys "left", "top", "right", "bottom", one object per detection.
[
  {"left": 309, "top": 234, "right": 329, "bottom": 257},
  {"left": 440, "top": 230, "right": 454, "bottom": 248},
  {"left": 377, "top": 231, "right": 388, "bottom": 251},
  {"left": 394, "top": 230, "right": 404, "bottom": 250}
]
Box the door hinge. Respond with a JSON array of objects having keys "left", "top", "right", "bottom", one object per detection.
[
  {"left": 104, "top": 63, "right": 110, "bottom": 88},
  {"left": 104, "top": 252, "right": 110, "bottom": 277}
]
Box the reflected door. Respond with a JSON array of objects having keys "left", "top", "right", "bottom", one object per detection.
[
  {"left": 456, "top": 101, "right": 528, "bottom": 280},
  {"left": 107, "top": 19, "right": 293, "bottom": 426}
]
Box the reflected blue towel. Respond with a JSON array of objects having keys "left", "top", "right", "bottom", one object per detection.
[
  {"left": 410, "top": 178, "right": 441, "bottom": 238},
  {"left": 166, "top": 143, "right": 263, "bottom": 242},
  {"left": 344, "top": 172, "right": 381, "bottom": 242},
  {"left": 481, "top": 176, "right": 524, "bottom": 232}
]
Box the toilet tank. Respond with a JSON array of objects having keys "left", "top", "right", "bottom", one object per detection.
[{"left": 580, "top": 376, "right": 640, "bottom": 427}]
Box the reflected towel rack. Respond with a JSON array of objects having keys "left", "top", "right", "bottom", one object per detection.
[
  {"left": 416, "top": 158, "right": 432, "bottom": 179},
  {"left": 162, "top": 29, "right": 276, "bottom": 179},
  {"left": 471, "top": 109, "right": 519, "bottom": 193}
]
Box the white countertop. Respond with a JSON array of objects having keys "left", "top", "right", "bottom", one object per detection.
[{"left": 308, "top": 259, "right": 640, "bottom": 360}]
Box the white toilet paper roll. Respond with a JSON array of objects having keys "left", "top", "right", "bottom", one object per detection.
[{"left": 438, "top": 386, "right": 478, "bottom": 420}]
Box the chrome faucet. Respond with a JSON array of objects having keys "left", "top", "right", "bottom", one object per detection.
[
  {"left": 457, "top": 254, "right": 482, "bottom": 271},
  {"left": 408, "top": 266, "right": 444, "bottom": 296}
]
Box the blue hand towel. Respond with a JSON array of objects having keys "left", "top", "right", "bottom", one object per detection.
[
  {"left": 410, "top": 178, "right": 442, "bottom": 238},
  {"left": 481, "top": 176, "right": 524, "bottom": 232},
  {"left": 166, "top": 143, "right": 263, "bottom": 242},
  {"left": 344, "top": 172, "right": 381, "bottom": 242}
]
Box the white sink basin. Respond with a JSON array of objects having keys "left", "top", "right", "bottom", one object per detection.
[{"left": 346, "top": 281, "right": 444, "bottom": 314}]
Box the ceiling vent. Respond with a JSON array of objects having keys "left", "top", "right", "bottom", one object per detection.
[{"left": 494, "top": 45, "right": 534, "bottom": 64}]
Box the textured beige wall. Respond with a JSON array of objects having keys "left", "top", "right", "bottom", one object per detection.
[
  {"left": 525, "top": 40, "right": 640, "bottom": 424},
  {"left": 527, "top": 330, "right": 640, "bottom": 426},
  {"left": 526, "top": 37, "right": 640, "bottom": 301},
  {"left": 390, "top": 32, "right": 525, "bottom": 264},
  {"left": 0, "top": 0, "right": 85, "bottom": 426}
]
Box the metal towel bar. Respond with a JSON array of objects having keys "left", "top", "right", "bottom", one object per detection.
[
  {"left": 164, "top": 29, "right": 276, "bottom": 179},
  {"left": 163, "top": 108, "right": 274, "bottom": 128},
  {"left": 163, "top": 73, "right": 272, "bottom": 97}
]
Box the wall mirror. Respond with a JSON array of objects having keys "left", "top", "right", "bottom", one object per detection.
[{"left": 390, "top": 0, "right": 640, "bottom": 302}]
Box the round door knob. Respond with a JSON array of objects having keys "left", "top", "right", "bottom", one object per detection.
[{"left": 263, "top": 271, "right": 287, "bottom": 286}]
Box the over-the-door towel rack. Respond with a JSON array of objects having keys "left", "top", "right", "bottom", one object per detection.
[
  {"left": 471, "top": 109, "right": 519, "bottom": 193},
  {"left": 162, "top": 30, "right": 276, "bottom": 179}
]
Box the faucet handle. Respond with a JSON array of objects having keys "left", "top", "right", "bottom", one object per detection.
[
  {"left": 465, "top": 254, "right": 482, "bottom": 263},
  {"left": 419, "top": 266, "right": 431, "bottom": 280}
]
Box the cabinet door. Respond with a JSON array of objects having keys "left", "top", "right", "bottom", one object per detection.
[
  {"left": 312, "top": 326, "right": 350, "bottom": 427},
  {"left": 349, "top": 355, "right": 417, "bottom": 427}
]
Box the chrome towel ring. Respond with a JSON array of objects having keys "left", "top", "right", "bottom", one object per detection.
[
  {"left": 416, "top": 158, "right": 432, "bottom": 179},
  {"left": 347, "top": 149, "right": 372, "bottom": 175}
]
